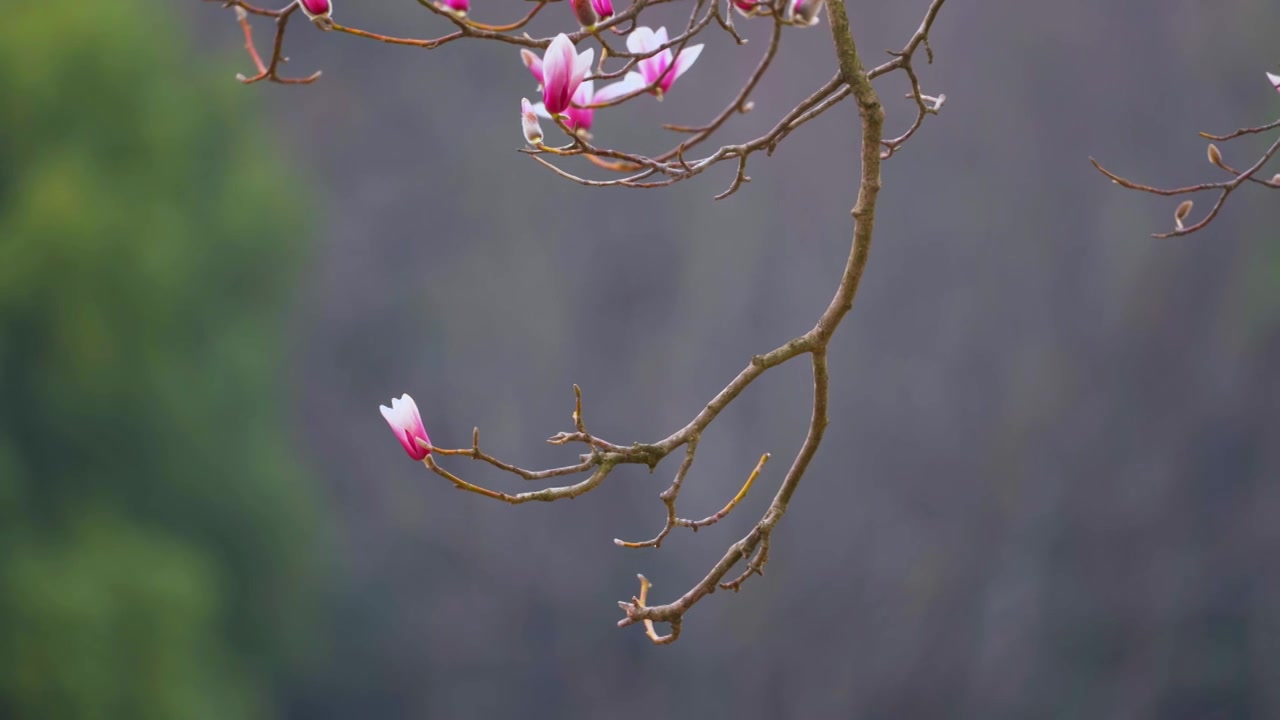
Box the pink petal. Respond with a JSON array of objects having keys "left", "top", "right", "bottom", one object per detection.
[
  {"left": 565, "top": 105, "right": 594, "bottom": 131},
  {"left": 521, "top": 49, "right": 544, "bottom": 86}
]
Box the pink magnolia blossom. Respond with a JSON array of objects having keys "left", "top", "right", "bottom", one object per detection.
[
  {"left": 297, "top": 0, "right": 331, "bottom": 19},
  {"left": 438, "top": 0, "right": 469, "bottom": 15},
  {"left": 380, "top": 394, "right": 432, "bottom": 461},
  {"left": 732, "top": 0, "right": 764, "bottom": 17},
  {"left": 540, "top": 34, "right": 595, "bottom": 115},
  {"left": 1268, "top": 72, "right": 1280, "bottom": 93},
  {"left": 531, "top": 76, "right": 643, "bottom": 134},
  {"left": 625, "top": 26, "right": 702, "bottom": 97},
  {"left": 521, "top": 98, "right": 544, "bottom": 146},
  {"left": 788, "top": 0, "right": 824, "bottom": 26}
]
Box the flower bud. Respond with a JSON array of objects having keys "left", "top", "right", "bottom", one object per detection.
[
  {"left": 787, "top": 0, "right": 825, "bottom": 26},
  {"left": 521, "top": 98, "right": 544, "bottom": 146},
  {"left": 570, "top": 0, "right": 599, "bottom": 27},
  {"left": 1268, "top": 72, "right": 1280, "bottom": 93},
  {"left": 1207, "top": 143, "right": 1224, "bottom": 169},
  {"left": 297, "top": 0, "right": 331, "bottom": 19},
  {"left": 1173, "top": 200, "right": 1193, "bottom": 231},
  {"left": 438, "top": 0, "right": 469, "bottom": 15},
  {"left": 380, "top": 394, "right": 432, "bottom": 461}
]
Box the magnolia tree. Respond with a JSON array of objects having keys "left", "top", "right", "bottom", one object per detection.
[{"left": 206, "top": 0, "right": 1280, "bottom": 644}]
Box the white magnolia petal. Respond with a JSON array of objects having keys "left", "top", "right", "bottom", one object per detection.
[
  {"left": 627, "top": 26, "right": 655, "bottom": 54},
  {"left": 672, "top": 44, "right": 703, "bottom": 81},
  {"left": 573, "top": 48, "right": 596, "bottom": 85},
  {"left": 591, "top": 73, "right": 645, "bottom": 103}
]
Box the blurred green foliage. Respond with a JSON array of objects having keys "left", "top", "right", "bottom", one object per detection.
[{"left": 0, "top": 2, "right": 322, "bottom": 718}]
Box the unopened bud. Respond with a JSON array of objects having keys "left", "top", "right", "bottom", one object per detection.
[
  {"left": 1174, "top": 200, "right": 1193, "bottom": 231},
  {"left": 521, "top": 98, "right": 544, "bottom": 147},
  {"left": 570, "top": 0, "right": 599, "bottom": 27},
  {"left": 1207, "top": 143, "right": 1225, "bottom": 169},
  {"left": 787, "top": 0, "right": 826, "bottom": 26},
  {"left": 297, "top": 0, "right": 332, "bottom": 19},
  {"left": 437, "top": 0, "right": 469, "bottom": 15}
]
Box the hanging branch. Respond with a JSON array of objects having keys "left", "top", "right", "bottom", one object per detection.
[{"left": 207, "top": 0, "right": 951, "bottom": 644}]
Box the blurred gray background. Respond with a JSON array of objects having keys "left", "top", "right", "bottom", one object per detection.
[{"left": 186, "top": 1, "right": 1277, "bottom": 717}]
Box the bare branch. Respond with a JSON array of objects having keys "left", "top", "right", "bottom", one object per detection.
[
  {"left": 677, "top": 453, "right": 768, "bottom": 530},
  {"left": 1091, "top": 127, "right": 1280, "bottom": 237}
]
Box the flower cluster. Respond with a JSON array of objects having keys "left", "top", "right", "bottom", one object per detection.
[
  {"left": 517, "top": 28, "right": 702, "bottom": 144},
  {"left": 281, "top": 0, "right": 834, "bottom": 149}
]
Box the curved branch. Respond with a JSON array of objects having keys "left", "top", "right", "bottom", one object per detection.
[{"left": 617, "top": 0, "right": 893, "bottom": 641}]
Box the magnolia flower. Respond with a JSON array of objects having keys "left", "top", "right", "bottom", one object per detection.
[
  {"left": 732, "top": 0, "right": 765, "bottom": 17},
  {"left": 437, "top": 0, "right": 469, "bottom": 15},
  {"left": 570, "top": 0, "right": 614, "bottom": 27},
  {"left": 625, "top": 26, "right": 703, "bottom": 97},
  {"left": 521, "top": 98, "right": 544, "bottom": 146},
  {"left": 380, "top": 394, "right": 432, "bottom": 461},
  {"left": 1268, "top": 72, "right": 1280, "bottom": 93},
  {"left": 787, "top": 0, "right": 825, "bottom": 26},
  {"left": 539, "top": 34, "right": 595, "bottom": 115},
  {"left": 296, "top": 0, "right": 331, "bottom": 19},
  {"left": 530, "top": 76, "right": 643, "bottom": 134}
]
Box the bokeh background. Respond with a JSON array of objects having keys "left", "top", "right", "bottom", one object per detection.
[{"left": 3, "top": 0, "right": 1278, "bottom": 718}]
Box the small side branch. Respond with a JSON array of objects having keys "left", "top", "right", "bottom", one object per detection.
[
  {"left": 1091, "top": 125, "right": 1280, "bottom": 237},
  {"left": 223, "top": 4, "right": 322, "bottom": 85},
  {"left": 423, "top": 452, "right": 618, "bottom": 503},
  {"left": 677, "top": 453, "right": 768, "bottom": 530}
]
